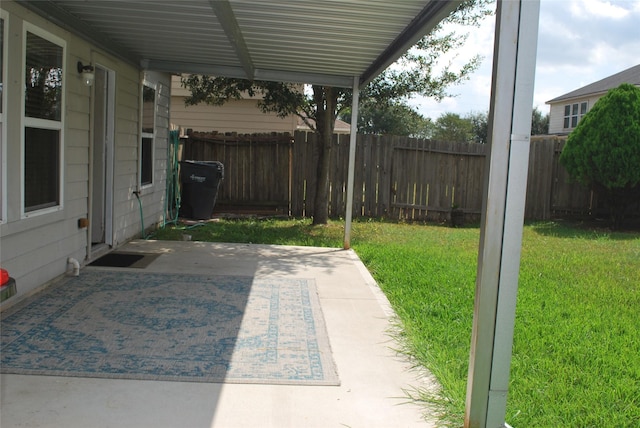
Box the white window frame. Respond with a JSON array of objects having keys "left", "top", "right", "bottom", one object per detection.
[
  {"left": 0, "top": 10, "right": 8, "bottom": 223},
  {"left": 21, "top": 23, "right": 65, "bottom": 218},
  {"left": 139, "top": 81, "right": 156, "bottom": 189},
  {"left": 563, "top": 101, "right": 588, "bottom": 130}
]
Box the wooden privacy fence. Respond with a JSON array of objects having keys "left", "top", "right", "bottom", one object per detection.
[
  {"left": 181, "top": 132, "right": 634, "bottom": 222},
  {"left": 525, "top": 136, "right": 640, "bottom": 220},
  {"left": 182, "top": 132, "right": 293, "bottom": 213},
  {"left": 290, "top": 132, "right": 488, "bottom": 222}
]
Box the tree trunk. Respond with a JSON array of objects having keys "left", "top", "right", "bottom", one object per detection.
[
  {"left": 312, "top": 86, "right": 337, "bottom": 225},
  {"left": 593, "top": 182, "right": 640, "bottom": 230}
]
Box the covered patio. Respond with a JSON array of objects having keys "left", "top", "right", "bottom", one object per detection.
[
  {"left": 2, "top": 1, "right": 540, "bottom": 426},
  {"left": 2, "top": 240, "right": 432, "bottom": 427}
]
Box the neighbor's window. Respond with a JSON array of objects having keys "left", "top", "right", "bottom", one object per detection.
[
  {"left": 563, "top": 102, "right": 588, "bottom": 129},
  {"left": 23, "top": 26, "right": 65, "bottom": 214},
  {"left": 140, "top": 84, "right": 155, "bottom": 186}
]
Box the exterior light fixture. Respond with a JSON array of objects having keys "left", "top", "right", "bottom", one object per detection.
[{"left": 77, "top": 61, "right": 95, "bottom": 86}]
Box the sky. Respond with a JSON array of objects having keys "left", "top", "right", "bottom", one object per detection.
[{"left": 408, "top": 0, "right": 640, "bottom": 120}]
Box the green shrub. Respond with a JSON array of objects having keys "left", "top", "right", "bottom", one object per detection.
[{"left": 559, "top": 83, "right": 640, "bottom": 228}]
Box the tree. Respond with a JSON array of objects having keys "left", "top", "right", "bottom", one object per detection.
[
  {"left": 467, "top": 111, "right": 488, "bottom": 143},
  {"left": 467, "top": 108, "right": 547, "bottom": 143},
  {"left": 530, "top": 107, "right": 549, "bottom": 135},
  {"left": 432, "top": 113, "right": 474, "bottom": 142},
  {"left": 559, "top": 83, "right": 640, "bottom": 229},
  {"left": 182, "top": 0, "right": 494, "bottom": 224},
  {"left": 340, "top": 100, "right": 434, "bottom": 138}
]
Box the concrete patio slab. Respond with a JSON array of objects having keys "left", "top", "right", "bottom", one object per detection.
[{"left": 1, "top": 240, "right": 437, "bottom": 428}]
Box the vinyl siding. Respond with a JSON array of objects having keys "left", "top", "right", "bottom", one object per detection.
[
  {"left": 547, "top": 103, "right": 566, "bottom": 135},
  {"left": 171, "top": 97, "right": 298, "bottom": 134},
  {"left": 0, "top": 1, "right": 170, "bottom": 306},
  {"left": 112, "top": 70, "right": 141, "bottom": 246},
  {"left": 113, "top": 71, "right": 170, "bottom": 245},
  {"left": 170, "top": 76, "right": 298, "bottom": 134},
  {"left": 0, "top": 2, "right": 92, "bottom": 304}
]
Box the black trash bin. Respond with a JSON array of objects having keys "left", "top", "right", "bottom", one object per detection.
[{"left": 179, "top": 160, "right": 224, "bottom": 220}]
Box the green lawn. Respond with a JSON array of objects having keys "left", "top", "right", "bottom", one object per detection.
[{"left": 151, "top": 218, "right": 640, "bottom": 427}]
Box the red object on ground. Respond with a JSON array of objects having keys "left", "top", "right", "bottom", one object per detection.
[{"left": 1, "top": 268, "right": 9, "bottom": 285}]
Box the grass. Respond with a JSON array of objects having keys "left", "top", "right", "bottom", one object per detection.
[{"left": 151, "top": 218, "right": 640, "bottom": 427}]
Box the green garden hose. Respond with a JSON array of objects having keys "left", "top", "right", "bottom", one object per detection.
[
  {"left": 164, "top": 130, "right": 181, "bottom": 227},
  {"left": 133, "top": 190, "right": 147, "bottom": 239}
]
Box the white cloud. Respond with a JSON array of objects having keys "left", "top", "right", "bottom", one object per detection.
[
  {"left": 416, "top": 0, "right": 639, "bottom": 119},
  {"left": 570, "top": 0, "right": 630, "bottom": 19},
  {"left": 410, "top": 12, "right": 495, "bottom": 119}
]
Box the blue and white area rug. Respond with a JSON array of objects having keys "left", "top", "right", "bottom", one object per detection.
[{"left": 0, "top": 271, "right": 339, "bottom": 386}]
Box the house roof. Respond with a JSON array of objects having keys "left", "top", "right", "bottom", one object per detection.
[
  {"left": 547, "top": 64, "right": 640, "bottom": 104},
  {"left": 296, "top": 117, "right": 352, "bottom": 134},
  {"left": 17, "top": 0, "right": 459, "bottom": 89}
]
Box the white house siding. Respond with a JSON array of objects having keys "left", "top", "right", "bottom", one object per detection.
[
  {"left": 547, "top": 103, "right": 564, "bottom": 135},
  {"left": 112, "top": 71, "right": 170, "bottom": 246},
  {"left": 170, "top": 76, "right": 298, "bottom": 134},
  {"left": 111, "top": 71, "right": 143, "bottom": 246},
  {"left": 0, "top": 1, "right": 170, "bottom": 306}
]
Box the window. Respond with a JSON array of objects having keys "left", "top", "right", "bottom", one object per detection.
[
  {"left": 0, "top": 15, "right": 4, "bottom": 109},
  {"left": 22, "top": 26, "right": 64, "bottom": 215},
  {"left": 563, "top": 102, "right": 588, "bottom": 129},
  {"left": 0, "top": 13, "right": 6, "bottom": 222},
  {"left": 140, "top": 84, "right": 155, "bottom": 186}
]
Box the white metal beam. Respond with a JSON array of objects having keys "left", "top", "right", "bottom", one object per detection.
[
  {"left": 208, "top": 0, "right": 255, "bottom": 80},
  {"left": 360, "top": 0, "right": 460, "bottom": 87},
  {"left": 141, "top": 60, "right": 355, "bottom": 88},
  {"left": 464, "top": 1, "right": 540, "bottom": 427},
  {"left": 343, "top": 76, "right": 360, "bottom": 249}
]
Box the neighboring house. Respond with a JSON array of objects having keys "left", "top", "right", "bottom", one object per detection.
[
  {"left": 1, "top": 2, "right": 170, "bottom": 303},
  {"left": 296, "top": 116, "right": 351, "bottom": 134},
  {"left": 171, "top": 76, "right": 298, "bottom": 134},
  {"left": 171, "top": 75, "right": 350, "bottom": 135},
  {"left": 546, "top": 64, "right": 640, "bottom": 134}
]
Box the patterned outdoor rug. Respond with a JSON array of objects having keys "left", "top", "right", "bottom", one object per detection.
[{"left": 0, "top": 271, "right": 339, "bottom": 386}]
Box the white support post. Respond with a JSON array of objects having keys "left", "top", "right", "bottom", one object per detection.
[
  {"left": 343, "top": 76, "right": 360, "bottom": 249},
  {"left": 464, "top": 1, "right": 540, "bottom": 427}
]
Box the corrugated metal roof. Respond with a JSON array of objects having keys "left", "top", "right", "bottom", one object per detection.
[
  {"left": 547, "top": 64, "right": 640, "bottom": 104},
  {"left": 17, "top": 0, "right": 459, "bottom": 88}
]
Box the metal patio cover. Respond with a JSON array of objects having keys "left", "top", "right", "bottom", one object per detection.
[
  {"left": 15, "top": 2, "right": 545, "bottom": 426},
  {"left": 18, "top": 0, "right": 460, "bottom": 88}
]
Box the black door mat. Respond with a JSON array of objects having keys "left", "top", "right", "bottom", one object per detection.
[{"left": 88, "top": 252, "right": 161, "bottom": 268}]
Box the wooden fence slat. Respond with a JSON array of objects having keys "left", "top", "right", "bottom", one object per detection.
[
  {"left": 305, "top": 133, "right": 318, "bottom": 217},
  {"left": 291, "top": 131, "right": 306, "bottom": 216},
  {"left": 360, "top": 134, "right": 369, "bottom": 217},
  {"left": 377, "top": 136, "right": 392, "bottom": 217},
  {"left": 329, "top": 133, "right": 341, "bottom": 217},
  {"left": 181, "top": 132, "right": 637, "bottom": 221}
]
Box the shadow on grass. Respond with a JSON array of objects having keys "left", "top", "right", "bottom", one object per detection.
[
  {"left": 529, "top": 219, "right": 640, "bottom": 241},
  {"left": 151, "top": 218, "right": 344, "bottom": 247}
]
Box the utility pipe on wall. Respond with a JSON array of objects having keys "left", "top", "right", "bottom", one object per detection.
[{"left": 67, "top": 258, "right": 80, "bottom": 276}]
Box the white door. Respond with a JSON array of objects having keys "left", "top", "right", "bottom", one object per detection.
[{"left": 91, "top": 66, "right": 115, "bottom": 246}]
